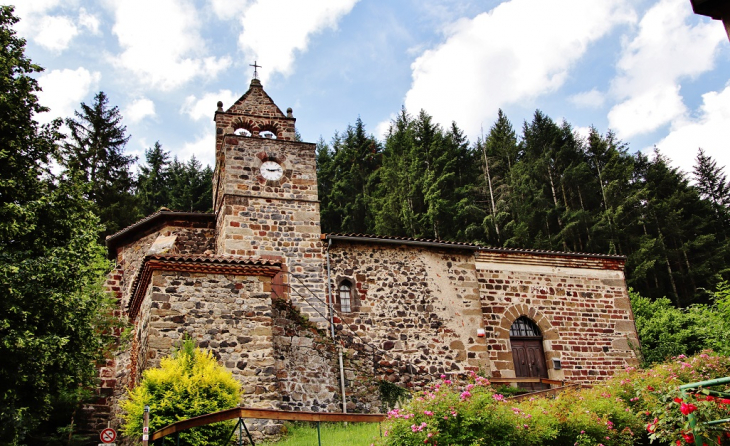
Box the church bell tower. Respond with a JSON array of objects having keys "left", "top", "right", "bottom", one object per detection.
[{"left": 212, "top": 75, "right": 325, "bottom": 322}]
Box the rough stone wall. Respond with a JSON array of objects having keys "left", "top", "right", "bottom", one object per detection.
[
  {"left": 326, "top": 242, "right": 489, "bottom": 393},
  {"left": 271, "top": 298, "right": 343, "bottom": 413},
  {"left": 142, "top": 271, "right": 279, "bottom": 407},
  {"left": 114, "top": 226, "right": 215, "bottom": 309},
  {"left": 213, "top": 136, "right": 325, "bottom": 323},
  {"left": 476, "top": 253, "right": 639, "bottom": 383}
]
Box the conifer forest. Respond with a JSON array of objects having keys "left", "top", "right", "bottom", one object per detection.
[{"left": 316, "top": 110, "right": 730, "bottom": 309}]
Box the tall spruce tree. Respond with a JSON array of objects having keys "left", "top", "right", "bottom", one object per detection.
[
  {"left": 166, "top": 156, "right": 213, "bottom": 213},
  {"left": 61, "top": 91, "right": 139, "bottom": 237},
  {"left": 693, "top": 148, "right": 730, "bottom": 232},
  {"left": 137, "top": 142, "right": 171, "bottom": 215},
  {"left": 317, "top": 118, "right": 381, "bottom": 233},
  {"left": 0, "top": 7, "right": 120, "bottom": 443}
]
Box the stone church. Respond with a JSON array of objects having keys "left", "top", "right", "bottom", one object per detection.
[{"left": 91, "top": 76, "right": 640, "bottom": 432}]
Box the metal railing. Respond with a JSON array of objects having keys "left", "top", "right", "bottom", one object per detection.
[{"left": 150, "top": 407, "right": 385, "bottom": 446}]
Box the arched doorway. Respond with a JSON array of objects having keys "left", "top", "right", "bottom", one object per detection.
[{"left": 509, "top": 316, "right": 549, "bottom": 390}]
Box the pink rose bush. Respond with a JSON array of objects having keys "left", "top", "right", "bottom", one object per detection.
[{"left": 376, "top": 352, "right": 730, "bottom": 446}]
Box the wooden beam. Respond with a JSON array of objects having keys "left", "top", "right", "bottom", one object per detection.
[
  {"left": 489, "top": 377, "right": 566, "bottom": 386},
  {"left": 151, "top": 407, "right": 386, "bottom": 441},
  {"left": 506, "top": 384, "right": 585, "bottom": 402}
]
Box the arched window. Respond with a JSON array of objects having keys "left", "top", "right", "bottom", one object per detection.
[
  {"left": 338, "top": 280, "right": 352, "bottom": 313},
  {"left": 509, "top": 316, "right": 541, "bottom": 337},
  {"left": 259, "top": 130, "right": 277, "bottom": 139},
  {"left": 234, "top": 128, "right": 252, "bottom": 136}
]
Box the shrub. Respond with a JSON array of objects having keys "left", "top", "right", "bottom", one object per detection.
[
  {"left": 603, "top": 351, "right": 730, "bottom": 445},
  {"left": 376, "top": 373, "right": 640, "bottom": 446},
  {"left": 120, "top": 338, "right": 242, "bottom": 445},
  {"left": 377, "top": 353, "right": 730, "bottom": 446}
]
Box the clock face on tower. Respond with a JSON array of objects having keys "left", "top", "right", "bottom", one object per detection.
[{"left": 260, "top": 160, "right": 283, "bottom": 181}]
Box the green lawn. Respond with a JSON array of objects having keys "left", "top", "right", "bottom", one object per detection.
[{"left": 259, "top": 422, "right": 383, "bottom": 446}]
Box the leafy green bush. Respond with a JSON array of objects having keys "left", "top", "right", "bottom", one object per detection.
[
  {"left": 603, "top": 351, "right": 730, "bottom": 445},
  {"left": 630, "top": 288, "right": 729, "bottom": 365},
  {"left": 376, "top": 373, "right": 640, "bottom": 446},
  {"left": 120, "top": 339, "right": 242, "bottom": 445},
  {"left": 377, "top": 353, "right": 730, "bottom": 446}
]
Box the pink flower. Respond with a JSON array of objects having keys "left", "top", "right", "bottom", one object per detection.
[
  {"left": 460, "top": 390, "right": 471, "bottom": 400},
  {"left": 440, "top": 374, "right": 446, "bottom": 379},
  {"left": 493, "top": 394, "right": 505, "bottom": 402},
  {"left": 424, "top": 410, "right": 433, "bottom": 416}
]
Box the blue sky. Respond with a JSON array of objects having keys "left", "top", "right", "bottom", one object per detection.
[{"left": 14, "top": 0, "right": 730, "bottom": 177}]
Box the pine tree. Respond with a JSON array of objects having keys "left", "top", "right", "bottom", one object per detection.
[
  {"left": 167, "top": 156, "right": 213, "bottom": 213},
  {"left": 693, "top": 148, "right": 730, "bottom": 231},
  {"left": 61, "top": 91, "right": 139, "bottom": 237},
  {"left": 137, "top": 141, "right": 171, "bottom": 215},
  {"left": 317, "top": 118, "right": 381, "bottom": 233}
]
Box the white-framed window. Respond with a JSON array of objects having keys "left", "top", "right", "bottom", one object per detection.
[{"left": 338, "top": 281, "right": 352, "bottom": 313}]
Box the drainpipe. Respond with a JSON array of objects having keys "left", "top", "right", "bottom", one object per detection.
[{"left": 326, "top": 237, "right": 347, "bottom": 414}]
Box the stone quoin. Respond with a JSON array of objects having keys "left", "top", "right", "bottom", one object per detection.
[{"left": 85, "top": 76, "right": 640, "bottom": 441}]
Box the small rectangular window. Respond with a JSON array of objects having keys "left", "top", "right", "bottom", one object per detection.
[{"left": 339, "top": 282, "right": 352, "bottom": 313}]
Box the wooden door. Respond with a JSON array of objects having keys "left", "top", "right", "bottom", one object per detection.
[{"left": 511, "top": 339, "right": 549, "bottom": 391}]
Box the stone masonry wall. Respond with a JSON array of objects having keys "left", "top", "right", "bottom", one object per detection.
[
  {"left": 327, "top": 242, "right": 489, "bottom": 393},
  {"left": 271, "top": 298, "right": 342, "bottom": 413},
  {"left": 214, "top": 135, "right": 326, "bottom": 324},
  {"left": 476, "top": 254, "right": 639, "bottom": 383},
  {"left": 114, "top": 226, "right": 215, "bottom": 309},
  {"left": 143, "top": 270, "right": 279, "bottom": 407}
]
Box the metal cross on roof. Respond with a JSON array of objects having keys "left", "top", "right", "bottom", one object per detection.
[{"left": 249, "top": 61, "right": 262, "bottom": 80}]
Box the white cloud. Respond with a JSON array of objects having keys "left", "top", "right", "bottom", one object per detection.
[
  {"left": 12, "top": 0, "right": 64, "bottom": 19},
  {"left": 608, "top": 84, "right": 687, "bottom": 139},
  {"left": 209, "top": 0, "right": 252, "bottom": 19},
  {"left": 78, "top": 7, "right": 100, "bottom": 35},
  {"left": 36, "top": 68, "right": 101, "bottom": 123},
  {"left": 237, "top": 0, "right": 359, "bottom": 82},
  {"left": 607, "top": 0, "right": 726, "bottom": 138},
  {"left": 573, "top": 125, "right": 592, "bottom": 142},
  {"left": 178, "top": 129, "right": 216, "bottom": 167},
  {"left": 34, "top": 15, "right": 79, "bottom": 52},
  {"left": 402, "top": 0, "right": 635, "bottom": 139},
  {"left": 124, "top": 97, "right": 156, "bottom": 123},
  {"left": 108, "top": 0, "right": 231, "bottom": 91},
  {"left": 569, "top": 89, "right": 606, "bottom": 108},
  {"left": 652, "top": 84, "right": 730, "bottom": 175},
  {"left": 181, "top": 90, "right": 239, "bottom": 121},
  {"left": 374, "top": 118, "right": 393, "bottom": 141}
]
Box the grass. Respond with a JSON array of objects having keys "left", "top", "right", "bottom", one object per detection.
[{"left": 258, "top": 422, "right": 383, "bottom": 446}]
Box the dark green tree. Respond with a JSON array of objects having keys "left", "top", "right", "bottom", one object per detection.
[
  {"left": 167, "top": 156, "right": 213, "bottom": 213},
  {"left": 60, "top": 91, "right": 139, "bottom": 237},
  {"left": 693, "top": 148, "right": 730, "bottom": 232},
  {"left": 0, "top": 7, "right": 120, "bottom": 443},
  {"left": 137, "top": 141, "right": 171, "bottom": 215},
  {"left": 317, "top": 118, "right": 381, "bottom": 233}
]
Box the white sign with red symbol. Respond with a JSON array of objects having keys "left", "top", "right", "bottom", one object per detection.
[{"left": 100, "top": 428, "right": 117, "bottom": 444}]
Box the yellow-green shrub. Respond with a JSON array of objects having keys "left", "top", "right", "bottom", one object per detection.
[{"left": 120, "top": 339, "right": 242, "bottom": 445}]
